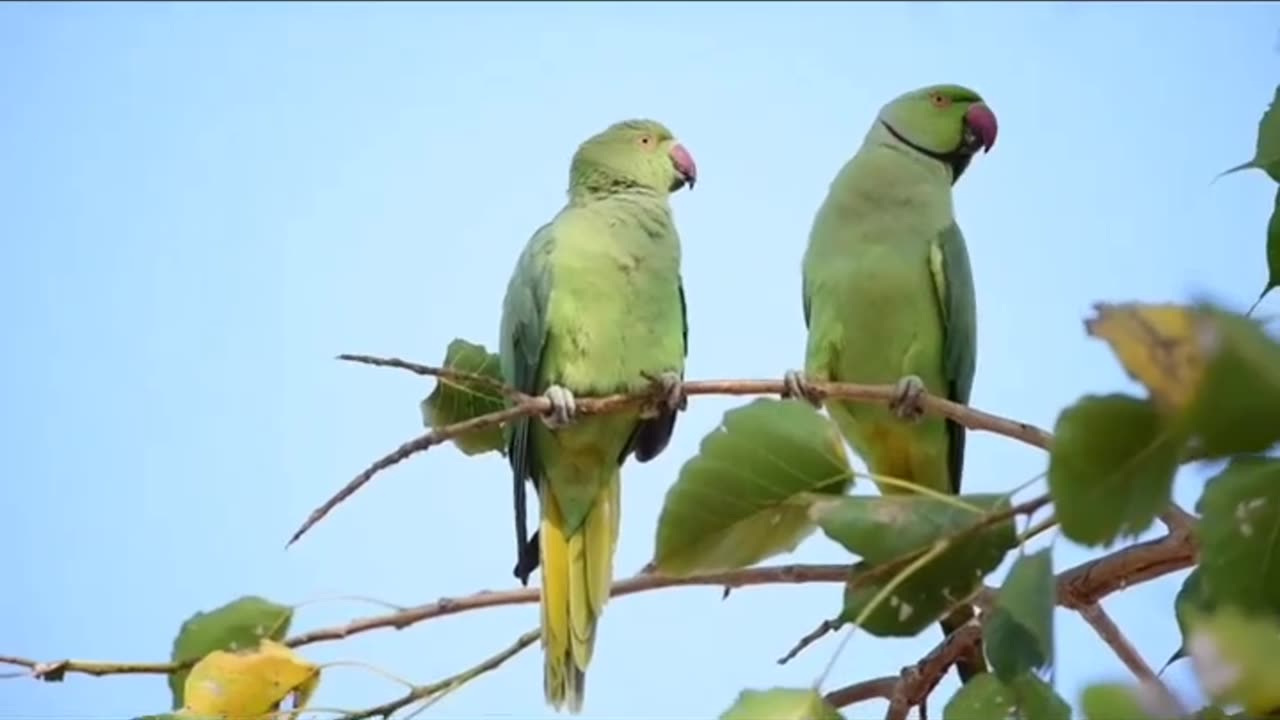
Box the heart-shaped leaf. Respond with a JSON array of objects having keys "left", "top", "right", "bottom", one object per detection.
[
  {"left": 1047, "top": 394, "right": 1181, "bottom": 546},
  {"left": 651, "top": 399, "right": 853, "bottom": 576}
]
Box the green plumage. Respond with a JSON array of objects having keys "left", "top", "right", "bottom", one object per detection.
[
  {"left": 499, "top": 119, "right": 694, "bottom": 713},
  {"left": 798, "top": 84, "right": 996, "bottom": 683}
]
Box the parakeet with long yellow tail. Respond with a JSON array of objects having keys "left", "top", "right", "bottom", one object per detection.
[
  {"left": 499, "top": 119, "right": 696, "bottom": 712},
  {"left": 784, "top": 84, "right": 997, "bottom": 684}
]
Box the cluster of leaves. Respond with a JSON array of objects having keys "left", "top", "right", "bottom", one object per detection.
[
  {"left": 136, "top": 597, "right": 319, "bottom": 720},
  {"left": 30, "top": 83, "right": 1280, "bottom": 719}
]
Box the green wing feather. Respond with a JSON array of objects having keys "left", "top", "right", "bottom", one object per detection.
[
  {"left": 928, "top": 222, "right": 977, "bottom": 494},
  {"left": 501, "top": 221, "right": 556, "bottom": 582}
]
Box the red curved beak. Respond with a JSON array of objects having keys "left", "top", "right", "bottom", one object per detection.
[
  {"left": 965, "top": 103, "right": 998, "bottom": 153},
  {"left": 669, "top": 143, "right": 697, "bottom": 189}
]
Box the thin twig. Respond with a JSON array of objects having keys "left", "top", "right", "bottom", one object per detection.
[
  {"left": 341, "top": 629, "right": 539, "bottom": 720},
  {"left": 287, "top": 364, "right": 1057, "bottom": 547},
  {"left": 777, "top": 618, "right": 840, "bottom": 665},
  {"left": 0, "top": 564, "right": 853, "bottom": 681},
  {"left": 1077, "top": 602, "right": 1160, "bottom": 685},
  {"left": 336, "top": 354, "right": 521, "bottom": 401}
]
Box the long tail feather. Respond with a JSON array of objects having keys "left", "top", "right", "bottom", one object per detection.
[{"left": 540, "top": 470, "right": 621, "bottom": 713}]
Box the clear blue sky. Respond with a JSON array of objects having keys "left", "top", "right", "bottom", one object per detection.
[{"left": 3, "top": 2, "right": 1278, "bottom": 718}]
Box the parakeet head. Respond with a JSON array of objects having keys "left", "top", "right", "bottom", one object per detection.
[
  {"left": 877, "top": 84, "right": 997, "bottom": 183},
  {"left": 569, "top": 119, "right": 697, "bottom": 196}
]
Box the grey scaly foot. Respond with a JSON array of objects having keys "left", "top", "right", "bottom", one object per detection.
[
  {"left": 889, "top": 374, "right": 927, "bottom": 422},
  {"left": 542, "top": 384, "right": 577, "bottom": 429},
  {"left": 782, "top": 369, "right": 823, "bottom": 408},
  {"left": 653, "top": 370, "right": 687, "bottom": 414}
]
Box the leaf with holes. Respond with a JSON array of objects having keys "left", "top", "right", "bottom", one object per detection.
[
  {"left": 1187, "top": 609, "right": 1280, "bottom": 716},
  {"left": 1197, "top": 456, "right": 1280, "bottom": 616},
  {"left": 985, "top": 549, "right": 1055, "bottom": 682},
  {"left": 419, "top": 338, "right": 507, "bottom": 456},
  {"left": 651, "top": 399, "right": 853, "bottom": 576},
  {"left": 811, "top": 493, "right": 1016, "bottom": 636},
  {"left": 943, "top": 673, "right": 1068, "bottom": 720},
  {"left": 182, "top": 640, "right": 319, "bottom": 719},
  {"left": 1047, "top": 394, "right": 1181, "bottom": 546},
  {"left": 718, "top": 687, "right": 843, "bottom": 720},
  {"left": 167, "top": 595, "right": 293, "bottom": 709},
  {"left": 1219, "top": 84, "right": 1280, "bottom": 182}
]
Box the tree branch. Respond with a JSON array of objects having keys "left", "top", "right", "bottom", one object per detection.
[
  {"left": 287, "top": 358, "right": 1057, "bottom": 547},
  {"left": 341, "top": 629, "right": 539, "bottom": 720},
  {"left": 1076, "top": 602, "right": 1160, "bottom": 685},
  {"left": 822, "top": 526, "right": 1198, "bottom": 715}
]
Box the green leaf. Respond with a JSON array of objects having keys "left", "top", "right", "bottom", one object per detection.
[
  {"left": 1046, "top": 394, "right": 1181, "bottom": 546},
  {"left": 984, "top": 549, "right": 1055, "bottom": 682},
  {"left": 1186, "top": 609, "right": 1280, "bottom": 715},
  {"left": 167, "top": 596, "right": 293, "bottom": 710},
  {"left": 419, "top": 338, "right": 506, "bottom": 457},
  {"left": 718, "top": 687, "right": 843, "bottom": 720},
  {"left": 943, "top": 674, "right": 1013, "bottom": 720},
  {"left": 1197, "top": 457, "right": 1280, "bottom": 615},
  {"left": 1256, "top": 187, "right": 1280, "bottom": 309},
  {"left": 1008, "top": 673, "right": 1071, "bottom": 720},
  {"left": 1184, "top": 308, "right": 1280, "bottom": 457},
  {"left": 651, "top": 399, "right": 853, "bottom": 576},
  {"left": 942, "top": 673, "right": 1066, "bottom": 720},
  {"left": 1167, "top": 568, "right": 1214, "bottom": 669},
  {"left": 812, "top": 493, "right": 1016, "bottom": 637},
  {"left": 1080, "top": 683, "right": 1162, "bottom": 720},
  {"left": 1219, "top": 84, "right": 1280, "bottom": 182}
]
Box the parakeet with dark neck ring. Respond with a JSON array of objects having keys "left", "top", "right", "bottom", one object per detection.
[{"left": 784, "top": 83, "right": 998, "bottom": 685}]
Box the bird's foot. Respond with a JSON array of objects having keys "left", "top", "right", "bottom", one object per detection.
[
  {"left": 782, "top": 369, "right": 824, "bottom": 408},
  {"left": 541, "top": 385, "right": 577, "bottom": 429},
  {"left": 643, "top": 370, "right": 687, "bottom": 417},
  {"left": 889, "top": 374, "right": 927, "bottom": 422}
]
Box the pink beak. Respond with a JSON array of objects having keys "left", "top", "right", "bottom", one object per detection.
[
  {"left": 669, "top": 143, "right": 697, "bottom": 189},
  {"left": 965, "top": 103, "right": 998, "bottom": 153}
]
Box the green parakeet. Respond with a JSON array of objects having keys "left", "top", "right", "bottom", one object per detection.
[
  {"left": 499, "top": 119, "right": 696, "bottom": 713},
  {"left": 784, "top": 84, "right": 997, "bottom": 683}
]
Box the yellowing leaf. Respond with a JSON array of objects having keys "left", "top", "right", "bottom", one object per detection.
[
  {"left": 1084, "top": 302, "right": 1280, "bottom": 459},
  {"left": 1084, "top": 303, "right": 1209, "bottom": 413},
  {"left": 182, "top": 640, "right": 319, "bottom": 720}
]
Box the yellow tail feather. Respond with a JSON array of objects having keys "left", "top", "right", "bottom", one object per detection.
[{"left": 540, "top": 470, "right": 621, "bottom": 713}]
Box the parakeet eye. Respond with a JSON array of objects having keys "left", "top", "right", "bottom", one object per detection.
[
  {"left": 638, "top": 135, "right": 654, "bottom": 147},
  {"left": 930, "top": 93, "right": 951, "bottom": 108}
]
